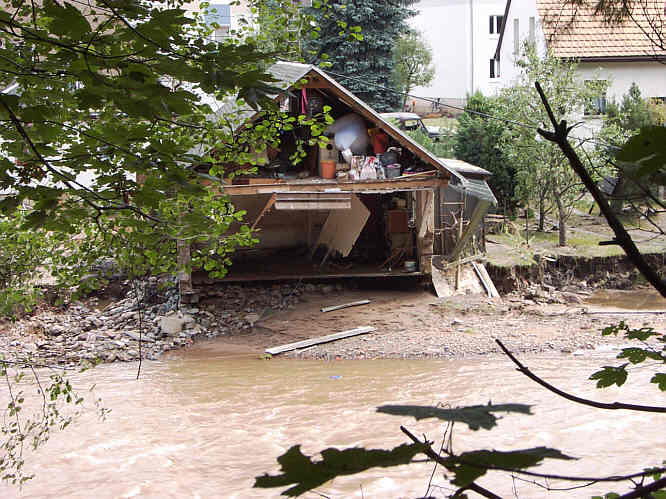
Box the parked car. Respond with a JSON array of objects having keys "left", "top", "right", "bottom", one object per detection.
[{"left": 379, "top": 112, "right": 442, "bottom": 141}]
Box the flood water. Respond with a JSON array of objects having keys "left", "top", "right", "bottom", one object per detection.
[
  {"left": 586, "top": 288, "right": 666, "bottom": 310},
  {"left": 1, "top": 338, "right": 664, "bottom": 499}
]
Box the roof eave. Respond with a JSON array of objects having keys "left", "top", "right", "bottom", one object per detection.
[{"left": 559, "top": 54, "right": 666, "bottom": 63}]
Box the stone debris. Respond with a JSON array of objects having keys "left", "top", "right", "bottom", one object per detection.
[{"left": 0, "top": 277, "right": 315, "bottom": 368}]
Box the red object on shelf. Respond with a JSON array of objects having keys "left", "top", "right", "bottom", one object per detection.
[{"left": 373, "top": 130, "right": 389, "bottom": 154}]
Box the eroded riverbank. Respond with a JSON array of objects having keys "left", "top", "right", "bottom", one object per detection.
[{"left": 1, "top": 279, "right": 664, "bottom": 366}]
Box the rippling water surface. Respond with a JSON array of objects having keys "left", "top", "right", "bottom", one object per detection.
[{"left": 1, "top": 339, "right": 664, "bottom": 498}]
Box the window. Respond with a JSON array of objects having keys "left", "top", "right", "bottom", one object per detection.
[
  {"left": 584, "top": 80, "right": 608, "bottom": 115},
  {"left": 513, "top": 18, "right": 520, "bottom": 54},
  {"left": 489, "top": 15, "right": 503, "bottom": 35},
  {"left": 529, "top": 17, "right": 536, "bottom": 44},
  {"left": 204, "top": 4, "right": 231, "bottom": 41},
  {"left": 490, "top": 57, "right": 500, "bottom": 79}
]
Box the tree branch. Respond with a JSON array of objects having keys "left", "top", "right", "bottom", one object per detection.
[
  {"left": 495, "top": 339, "right": 666, "bottom": 413},
  {"left": 534, "top": 80, "right": 666, "bottom": 297},
  {"left": 401, "top": 425, "right": 666, "bottom": 483}
]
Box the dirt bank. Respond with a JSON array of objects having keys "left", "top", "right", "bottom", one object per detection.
[
  {"left": 3, "top": 278, "right": 665, "bottom": 367},
  {"left": 206, "top": 285, "right": 666, "bottom": 360}
]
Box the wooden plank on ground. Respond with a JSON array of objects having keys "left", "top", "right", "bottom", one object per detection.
[
  {"left": 472, "top": 262, "right": 500, "bottom": 298},
  {"left": 477, "top": 262, "right": 500, "bottom": 297},
  {"left": 265, "top": 326, "right": 376, "bottom": 355},
  {"left": 320, "top": 299, "right": 371, "bottom": 313}
]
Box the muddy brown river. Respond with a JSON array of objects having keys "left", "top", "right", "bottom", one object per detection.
[{"left": 1, "top": 337, "right": 664, "bottom": 499}]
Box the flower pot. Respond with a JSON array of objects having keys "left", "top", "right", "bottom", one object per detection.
[{"left": 321, "top": 160, "right": 336, "bottom": 179}]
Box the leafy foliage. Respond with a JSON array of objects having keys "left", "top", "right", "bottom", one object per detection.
[
  {"left": 0, "top": 0, "right": 333, "bottom": 485},
  {"left": 454, "top": 92, "right": 517, "bottom": 211},
  {"left": 0, "top": 211, "right": 54, "bottom": 318},
  {"left": 403, "top": 126, "right": 455, "bottom": 159},
  {"left": 392, "top": 29, "right": 434, "bottom": 109},
  {"left": 498, "top": 44, "right": 606, "bottom": 243},
  {"left": 589, "top": 322, "right": 665, "bottom": 391},
  {"left": 304, "top": 1, "right": 417, "bottom": 111}
]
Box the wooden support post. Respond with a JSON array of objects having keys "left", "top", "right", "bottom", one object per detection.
[
  {"left": 433, "top": 188, "right": 442, "bottom": 255},
  {"left": 455, "top": 211, "right": 463, "bottom": 291},
  {"left": 306, "top": 210, "right": 312, "bottom": 248},
  {"left": 177, "top": 239, "right": 193, "bottom": 298}
]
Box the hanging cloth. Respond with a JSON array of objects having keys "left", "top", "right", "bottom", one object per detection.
[{"left": 300, "top": 88, "right": 308, "bottom": 115}]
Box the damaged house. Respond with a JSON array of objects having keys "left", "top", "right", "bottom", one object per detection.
[{"left": 185, "top": 62, "right": 497, "bottom": 294}]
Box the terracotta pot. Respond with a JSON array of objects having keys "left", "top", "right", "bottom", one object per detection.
[{"left": 321, "top": 160, "right": 336, "bottom": 179}]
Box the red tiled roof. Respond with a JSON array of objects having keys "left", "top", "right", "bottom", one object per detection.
[{"left": 537, "top": 0, "right": 666, "bottom": 59}]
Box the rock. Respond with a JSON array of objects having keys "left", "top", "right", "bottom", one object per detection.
[
  {"left": 158, "top": 314, "right": 194, "bottom": 337},
  {"left": 123, "top": 331, "right": 156, "bottom": 343},
  {"left": 244, "top": 313, "right": 261, "bottom": 325},
  {"left": 561, "top": 292, "right": 584, "bottom": 304}
]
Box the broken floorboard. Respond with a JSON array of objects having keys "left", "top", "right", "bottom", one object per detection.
[
  {"left": 265, "top": 326, "right": 376, "bottom": 355},
  {"left": 320, "top": 299, "right": 371, "bottom": 313}
]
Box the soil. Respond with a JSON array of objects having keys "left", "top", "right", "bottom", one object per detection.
[{"left": 204, "top": 285, "right": 666, "bottom": 360}]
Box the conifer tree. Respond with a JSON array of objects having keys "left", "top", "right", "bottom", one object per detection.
[{"left": 306, "top": 1, "right": 417, "bottom": 111}]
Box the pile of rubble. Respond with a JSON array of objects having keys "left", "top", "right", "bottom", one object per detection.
[{"left": 1, "top": 278, "right": 327, "bottom": 367}]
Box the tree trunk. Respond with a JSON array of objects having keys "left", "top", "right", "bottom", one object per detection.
[
  {"left": 555, "top": 194, "right": 567, "bottom": 246},
  {"left": 538, "top": 196, "right": 545, "bottom": 232},
  {"left": 610, "top": 174, "right": 626, "bottom": 213}
]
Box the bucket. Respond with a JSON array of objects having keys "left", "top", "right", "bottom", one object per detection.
[
  {"left": 321, "top": 160, "right": 336, "bottom": 179},
  {"left": 385, "top": 164, "right": 401, "bottom": 179}
]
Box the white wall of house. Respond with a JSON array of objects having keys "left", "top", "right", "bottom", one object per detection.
[
  {"left": 576, "top": 61, "right": 666, "bottom": 103},
  {"left": 410, "top": 0, "right": 508, "bottom": 101},
  {"left": 414, "top": 0, "right": 665, "bottom": 110},
  {"left": 182, "top": 1, "right": 252, "bottom": 38},
  {"left": 494, "top": 0, "right": 546, "bottom": 89}
]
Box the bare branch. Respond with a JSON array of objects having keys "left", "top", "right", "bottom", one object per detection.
[{"left": 496, "top": 339, "right": 666, "bottom": 413}]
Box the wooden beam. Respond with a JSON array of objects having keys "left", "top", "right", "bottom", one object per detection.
[
  {"left": 320, "top": 299, "right": 371, "bottom": 313},
  {"left": 177, "top": 239, "right": 192, "bottom": 296},
  {"left": 224, "top": 178, "right": 446, "bottom": 196},
  {"left": 251, "top": 193, "right": 276, "bottom": 230},
  {"left": 265, "top": 326, "right": 376, "bottom": 355}
]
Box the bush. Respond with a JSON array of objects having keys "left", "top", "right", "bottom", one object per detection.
[
  {"left": 0, "top": 211, "right": 53, "bottom": 318},
  {"left": 404, "top": 126, "right": 455, "bottom": 158},
  {"left": 454, "top": 92, "right": 517, "bottom": 212}
]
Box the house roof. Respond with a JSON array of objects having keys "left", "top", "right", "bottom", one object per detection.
[
  {"left": 537, "top": 0, "right": 666, "bottom": 60},
  {"left": 221, "top": 60, "right": 469, "bottom": 185}
]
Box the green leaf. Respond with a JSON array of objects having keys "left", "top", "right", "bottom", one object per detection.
[
  {"left": 44, "top": 1, "right": 92, "bottom": 39},
  {"left": 589, "top": 365, "right": 628, "bottom": 388},
  {"left": 616, "top": 126, "right": 666, "bottom": 178},
  {"left": 254, "top": 444, "right": 422, "bottom": 496}
]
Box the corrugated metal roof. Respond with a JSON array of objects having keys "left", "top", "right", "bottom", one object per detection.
[
  {"left": 267, "top": 61, "right": 312, "bottom": 89},
  {"left": 439, "top": 158, "right": 491, "bottom": 177},
  {"left": 449, "top": 178, "right": 498, "bottom": 205}
]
